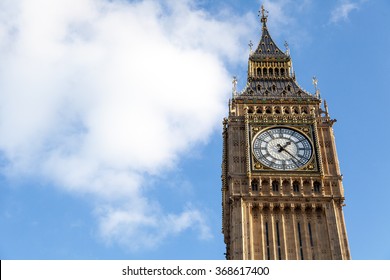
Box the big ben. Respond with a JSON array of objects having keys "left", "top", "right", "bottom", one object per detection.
[{"left": 221, "top": 6, "right": 351, "bottom": 260}]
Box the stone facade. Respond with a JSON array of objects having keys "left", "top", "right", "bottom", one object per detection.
[{"left": 221, "top": 6, "right": 350, "bottom": 260}]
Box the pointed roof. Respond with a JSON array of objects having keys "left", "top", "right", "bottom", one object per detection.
[
  {"left": 250, "top": 5, "right": 288, "bottom": 60},
  {"left": 234, "top": 5, "right": 319, "bottom": 102}
]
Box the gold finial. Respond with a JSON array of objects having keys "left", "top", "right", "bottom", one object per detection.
[
  {"left": 259, "top": 4, "right": 268, "bottom": 27},
  {"left": 312, "top": 76, "right": 320, "bottom": 98},
  {"left": 284, "top": 41, "right": 290, "bottom": 56},
  {"left": 312, "top": 76, "right": 318, "bottom": 89},
  {"left": 232, "top": 76, "right": 238, "bottom": 97},
  {"left": 249, "top": 40, "right": 253, "bottom": 53}
]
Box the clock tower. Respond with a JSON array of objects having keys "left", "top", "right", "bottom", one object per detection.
[{"left": 221, "top": 6, "right": 350, "bottom": 260}]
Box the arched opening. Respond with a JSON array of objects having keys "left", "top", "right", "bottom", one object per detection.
[
  {"left": 263, "top": 68, "right": 267, "bottom": 76},
  {"left": 269, "top": 68, "right": 273, "bottom": 76},
  {"left": 272, "top": 181, "right": 279, "bottom": 192},
  {"left": 281, "top": 68, "right": 285, "bottom": 76},
  {"left": 293, "top": 181, "right": 300, "bottom": 193},
  {"left": 257, "top": 67, "right": 261, "bottom": 77},
  {"left": 314, "top": 181, "right": 321, "bottom": 193},
  {"left": 251, "top": 179, "right": 259, "bottom": 191}
]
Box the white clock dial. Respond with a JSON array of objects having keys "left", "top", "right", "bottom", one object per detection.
[{"left": 253, "top": 127, "right": 312, "bottom": 171}]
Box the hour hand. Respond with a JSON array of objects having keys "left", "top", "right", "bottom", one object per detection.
[{"left": 277, "top": 142, "right": 291, "bottom": 152}]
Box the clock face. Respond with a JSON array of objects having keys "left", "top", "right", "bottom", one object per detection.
[{"left": 253, "top": 127, "right": 313, "bottom": 171}]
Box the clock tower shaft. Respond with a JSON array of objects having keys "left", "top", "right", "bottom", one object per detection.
[{"left": 221, "top": 6, "right": 350, "bottom": 260}]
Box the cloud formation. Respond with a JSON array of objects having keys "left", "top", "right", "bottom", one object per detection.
[
  {"left": 330, "top": 1, "right": 359, "bottom": 23},
  {"left": 0, "top": 0, "right": 252, "bottom": 250}
]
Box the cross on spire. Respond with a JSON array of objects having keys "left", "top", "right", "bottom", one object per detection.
[{"left": 259, "top": 4, "right": 268, "bottom": 27}]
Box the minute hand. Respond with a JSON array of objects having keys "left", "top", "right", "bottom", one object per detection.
[{"left": 281, "top": 147, "right": 302, "bottom": 163}]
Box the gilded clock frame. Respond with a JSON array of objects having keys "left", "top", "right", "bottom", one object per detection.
[{"left": 249, "top": 123, "right": 321, "bottom": 174}]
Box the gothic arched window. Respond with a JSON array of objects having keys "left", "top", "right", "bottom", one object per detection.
[
  {"left": 314, "top": 181, "right": 321, "bottom": 193},
  {"left": 293, "top": 181, "right": 300, "bottom": 193},
  {"left": 251, "top": 179, "right": 259, "bottom": 191},
  {"left": 272, "top": 181, "right": 279, "bottom": 192}
]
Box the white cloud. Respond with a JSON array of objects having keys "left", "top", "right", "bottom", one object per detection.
[
  {"left": 330, "top": 1, "right": 359, "bottom": 23},
  {"left": 0, "top": 0, "right": 251, "bottom": 250},
  {"left": 97, "top": 204, "right": 212, "bottom": 250}
]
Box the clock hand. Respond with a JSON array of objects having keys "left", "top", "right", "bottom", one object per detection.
[
  {"left": 277, "top": 141, "right": 291, "bottom": 153},
  {"left": 283, "top": 141, "right": 291, "bottom": 149},
  {"left": 281, "top": 148, "right": 304, "bottom": 165}
]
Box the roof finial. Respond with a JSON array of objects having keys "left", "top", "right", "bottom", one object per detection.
[
  {"left": 324, "top": 100, "right": 329, "bottom": 116},
  {"left": 232, "top": 76, "right": 238, "bottom": 97},
  {"left": 312, "top": 76, "right": 320, "bottom": 98},
  {"left": 259, "top": 4, "right": 268, "bottom": 27},
  {"left": 249, "top": 40, "right": 254, "bottom": 53},
  {"left": 284, "top": 41, "right": 290, "bottom": 56}
]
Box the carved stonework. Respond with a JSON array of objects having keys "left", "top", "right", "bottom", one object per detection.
[{"left": 221, "top": 5, "right": 350, "bottom": 260}]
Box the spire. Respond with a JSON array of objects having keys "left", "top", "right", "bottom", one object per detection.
[
  {"left": 235, "top": 4, "right": 319, "bottom": 101},
  {"left": 260, "top": 5, "right": 268, "bottom": 28},
  {"left": 251, "top": 5, "right": 287, "bottom": 60}
]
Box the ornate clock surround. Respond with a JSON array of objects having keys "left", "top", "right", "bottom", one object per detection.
[{"left": 249, "top": 123, "right": 321, "bottom": 173}]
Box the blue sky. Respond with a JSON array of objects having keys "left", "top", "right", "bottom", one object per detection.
[{"left": 0, "top": 0, "right": 389, "bottom": 260}]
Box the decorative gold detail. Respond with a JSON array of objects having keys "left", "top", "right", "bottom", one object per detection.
[{"left": 255, "top": 163, "right": 262, "bottom": 169}]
